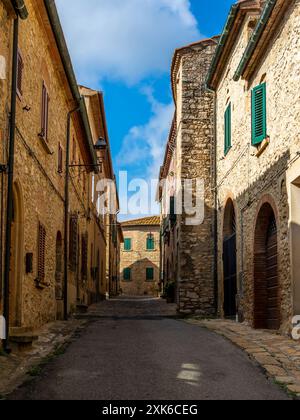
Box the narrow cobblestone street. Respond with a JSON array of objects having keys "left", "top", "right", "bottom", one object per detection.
[{"left": 7, "top": 298, "right": 291, "bottom": 400}]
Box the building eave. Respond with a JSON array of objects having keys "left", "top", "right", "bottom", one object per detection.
[
  {"left": 206, "top": 0, "right": 262, "bottom": 91},
  {"left": 43, "top": 0, "right": 99, "bottom": 173},
  {"left": 234, "top": 0, "right": 294, "bottom": 81}
]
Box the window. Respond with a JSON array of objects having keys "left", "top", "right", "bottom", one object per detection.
[
  {"left": 146, "top": 234, "right": 155, "bottom": 250},
  {"left": 16, "top": 51, "right": 24, "bottom": 97},
  {"left": 224, "top": 103, "right": 231, "bottom": 155},
  {"left": 58, "top": 143, "right": 63, "bottom": 174},
  {"left": 252, "top": 83, "right": 267, "bottom": 145},
  {"left": 40, "top": 82, "right": 49, "bottom": 141},
  {"left": 69, "top": 214, "right": 78, "bottom": 272},
  {"left": 37, "top": 223, "right": 46, "bottom": 282},
  {"left": 123, "top": 268, "right": 131, "bottom": 281},
  {"left": 124, "top": 238, "right": 132, "bottom": 251},
  {"left": 146, "top": 267, "right": 154, "bottom": 282}
]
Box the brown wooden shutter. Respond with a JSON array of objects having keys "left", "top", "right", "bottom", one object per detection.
[
  {"left": 38, "top": 223, "right": 46, "bottom": 282},
  {"left": 69, "top": 214, "right": 78, "bottom": 272},
  {"left": 58, "top": 143, "right": 63, "bottom": 174},
  {"left": 41, "top": 82, "right": 49, "bottom": 141},
  {"left": 17, "top": 51, "right": 24, "bottom": 97},
  {"left": 81, "top": 233, "right": 88, "bottom": 280}
]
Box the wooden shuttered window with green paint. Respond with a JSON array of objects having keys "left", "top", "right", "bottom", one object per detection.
[
  {"left": 123, "top": 268, "right": 131, "bottom": 281},
  {"left": 252, "top": 83, "right": 267, "bottom": 145},
  {"left": 124, "top": 238, "right": 132, "bottom": 251},
  {"left": 146, "top": 234, "right": 155, "bottom": 250},
  {"left": 146, "top": 268, "right": 154, "bottom": 281},
  {"left": 224, "top": 103, "right": 231, "bottom": 155}
]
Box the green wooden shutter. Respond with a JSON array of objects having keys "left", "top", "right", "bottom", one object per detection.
[
  {"left": 147, "top": 235, "right": 154, "bottom": 250},
  {"left": 124, "top": 238, "right": 132, "bottom": 251},
  {"left": 252, "top": 83, "right": 267, "bottom": 145},
  {"left": 146, "top": 268, "right": 154, "bottom": 281},
  {"left": 124, "top": 268, "right": 131, "bottom": 281},
  {"left": 224, "top": 103, "right": 231, "bottom": 155}
]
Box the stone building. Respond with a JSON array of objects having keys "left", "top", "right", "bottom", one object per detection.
[
  {"left": 80, "top": 87, "right": 120, "bottom": 303},
  {"left": 120, "top": 217, "right": 160, "bottom": 297},
  {"left": 206, "top": 0, "right": 299, "bottom": 333},
  {"left": 159, "top": 38, "right": 219, "bottom": 315},
  {"left": 0, "top": 0, "right": 117, "bottom": 348}
]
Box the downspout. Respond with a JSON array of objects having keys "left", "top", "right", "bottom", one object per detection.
[
  {"left": 206, "top": 83, "right": 218, "bottom": 315},
  {"left": 64, "top": 107, "right": 80, "bottom": 321},
  {"left": 3, "top": 16, "right": 19, "bottom": 352}
]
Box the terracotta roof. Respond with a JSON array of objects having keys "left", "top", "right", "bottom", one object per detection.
[{"left": 121, "top": 216, "right": 160, "bottom": 227}]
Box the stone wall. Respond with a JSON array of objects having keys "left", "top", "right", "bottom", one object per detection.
[
  {"left": 0, "top": 0, "right": 105, "bottom": 330},
  {"left": 120, "top": 225, "right": 160, "bottom": 297},
  {"left": 215, "top": 2, "right": 300, "bottom": 332},
  {"left": 174, "top": 42, "right": 217, "bottom": 315}
]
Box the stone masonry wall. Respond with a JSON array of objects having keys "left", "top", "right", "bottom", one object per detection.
[
  {"left": 176, "top": 42, "right": 217, "bottom": 315},
  {"left": 216, "top": 2, "right": 300, "bottom": 332},
  {"left": 120, "top": 226, "right": 160, "bottom": 297},
  {"left": 0, "top": 0, "right": 99, "bottom": 330}
]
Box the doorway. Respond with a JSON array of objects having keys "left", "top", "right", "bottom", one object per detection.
[{"left": 254, "top": 203, "right": 280, "bottom": 330}]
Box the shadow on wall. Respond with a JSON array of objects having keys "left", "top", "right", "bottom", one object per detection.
[
  {"left": 221, "top": 149, "right": 292, "bottom": 331},
  {"left": 121, "top": 258, "right": 160, "bottom": 297}
]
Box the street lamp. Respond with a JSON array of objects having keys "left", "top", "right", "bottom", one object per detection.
[{"left": 94, "top": 137, "right": 107, "bottom": 152}]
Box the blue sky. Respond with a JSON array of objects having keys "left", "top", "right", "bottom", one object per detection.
[{"left": 56, "top": 0, "right": 233, "bottom": 217}]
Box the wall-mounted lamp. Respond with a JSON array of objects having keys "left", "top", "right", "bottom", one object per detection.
[{"left": 94, "top": 137, "right": 107, "bottom": 152}]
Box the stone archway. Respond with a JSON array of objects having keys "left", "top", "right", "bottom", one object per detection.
[
  {"left": 10, "top": 182, "right": 24, "bottom": 327},
  {"left": 223, "top": 199, "right": 237, "bottom": 317},
  {"left": 254, "top": 202, "right": 280, "bottom": 330}
]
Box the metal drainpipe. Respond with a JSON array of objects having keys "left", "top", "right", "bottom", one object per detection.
[
  {"left": 3, "top": 16, "right": 19, "bottom": 353},
  {"left": 64, "top": 107, "right": 80, "bottom": 321}
]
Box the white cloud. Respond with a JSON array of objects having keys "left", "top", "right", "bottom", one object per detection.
[
  {"left": 56, "top": 0, "right": 201, "bottom": 85},
  {"left": 117, "top": 87, "right": 174, "bottom": 180}
]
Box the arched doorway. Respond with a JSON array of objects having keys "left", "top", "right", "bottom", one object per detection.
[
  {"left": 254, "top": 203, "right": 280, "bottom": 330},
  {"left": 10, "top": 182, "right": 24, "bottom": 327},
  {"left": 223, "top": 199, "right": 237, "bottom": 317}
]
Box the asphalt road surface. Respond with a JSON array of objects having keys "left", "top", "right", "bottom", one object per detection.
[{"left": 9, "top": 298, "right": 290, "bottom": 400}]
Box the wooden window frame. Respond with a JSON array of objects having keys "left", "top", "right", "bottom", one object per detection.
[
  {"left": 123, "top": 268, "right": 131, "bottom": 282},
  {"left": 146, "top": 234, "right": 155, "bottom": 251},
  {"left": 224, "top": 103, "right": 232, "bottom": 155},
  {"left": 124, "top": 238, "right": 132, "bottom": 251},
  {"left": 58, "top": 143, "right": 63, "bottom": 174},
  {"left": 146, "top": 267, "right": 154, "bottom": 282}
]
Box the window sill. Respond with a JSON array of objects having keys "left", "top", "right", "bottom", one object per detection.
[
  {"left": 38, "top": 134, "right": 53, "bottom": 155},
  {"left": 255, "top": 137, "right": 270, "bottom": 158}
]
